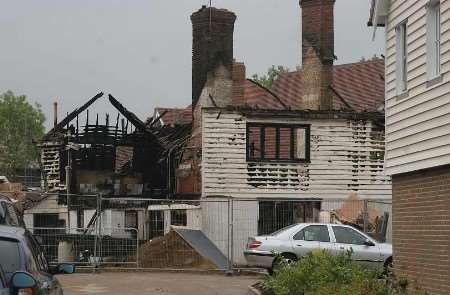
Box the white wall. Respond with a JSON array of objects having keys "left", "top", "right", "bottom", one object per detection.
[
  {"left": 385, "top": 0, "right": 450, "bottom": 175},
  {"left": 202, "top": 109, "right": 391, "bottom": 200}
]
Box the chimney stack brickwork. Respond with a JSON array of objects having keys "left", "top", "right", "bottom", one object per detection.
[
  {"left": 232, "top": 61, "right": 246, "bottom": 106},
  {"left": 300, "top": 0, "right": 335, "bottom": 110},
  {"left": 191, "top": 6, "right": 236, "bottom": 112}
]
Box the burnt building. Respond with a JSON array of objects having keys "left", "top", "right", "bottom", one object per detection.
[{"left": 149, "top": 2, "right": 391, "bottom": 263}]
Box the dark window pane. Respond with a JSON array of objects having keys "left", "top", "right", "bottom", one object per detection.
[
  {"left": 302, "top": 225, "right": 330, "bottom": 242},
  {"left": 77, "top": 210, "right": 84, "bottom": 228},
  {"left": 0, "top": 239, "right": 21, "bottom": 275},
  {"left": 333, "top": 226, "right": 367, "bottom": 245},
  {"left": 170, "top": 210, "right": 187, "bottom": 226},
  {"left": 264, "top": 127, "right": 277, "bottom": 159},
  {"left": 0, "top": 203, "right": 20, "bottom": 226},
  {"left": 149, "top": 211, "right": 164, "bottom": 238},
  {"left": 125, "top": 211, "right": 138, "bottom": 229},
  {"left": 248, "top": 126, "right": 262, "bottom": 159},
  {"left": 258, "top": 201, "right": 295, "bottom": 235},
  {"left": 293, "top": 229, "right": 304, "bottom": 240},
  {"left": 279, "top": 128, "right": 291, "bottom": 159}
]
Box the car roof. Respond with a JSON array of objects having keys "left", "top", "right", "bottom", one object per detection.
[
  {"left": 0, "top": 225, "right": 26, "bottom": 240},
  {"left": 0, "top": 195, "right": 13, "bottom": 202}
]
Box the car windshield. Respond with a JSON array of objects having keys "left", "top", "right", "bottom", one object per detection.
[
  {"left": 0, "top": 238, "right": 21, "bottom": 280},
  {"left": 269, "top": 224, "right": 298, "bottom": 236}
]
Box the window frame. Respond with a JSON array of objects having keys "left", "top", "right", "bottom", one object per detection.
[
  {"left": 170, "top": 209, "right": 187, "bottom": 227},
  {"left": 76, "top": 209, "right": 84, "bottom": 229},
  {"left": 246, "top": 123, "right": 311, "bottom": 163},
  {"left": 395, "top": 21, "right": 408, "bottom": 95},
  {"left": 332, "top": 226, "right": 368, "bottom": 246},
  {"left": 293, "top": 225, "right": 330, "bottom": 243},
  {"left": 426, "top": 0, "right": 441, "bottom": 80}
]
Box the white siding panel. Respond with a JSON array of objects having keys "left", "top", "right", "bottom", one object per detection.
[
  {"left": 385, "top": 0, "right": 450, "bottom": 174},
  {"left": 202, "top": 110, "right": 391, "bottom": 200}
]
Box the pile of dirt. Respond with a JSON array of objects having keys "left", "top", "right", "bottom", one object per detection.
[{"left": 139, "top": 230, "right": 216, "bottom": 269}]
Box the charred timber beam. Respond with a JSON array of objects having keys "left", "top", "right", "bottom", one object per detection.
[{"left": 44, "top": 92, "right": 104, "bottom": 139}]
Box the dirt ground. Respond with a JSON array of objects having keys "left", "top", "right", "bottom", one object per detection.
[{"left": 57, "top": 272, "right": 259, "bottom": 295}]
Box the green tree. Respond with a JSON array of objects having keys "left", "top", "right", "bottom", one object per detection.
[
  {"left": 252, "top": 65, "right": 290, "bottom": 89},
  {"left": 0, "top": 91, "right": 46, "bottom": 177}
]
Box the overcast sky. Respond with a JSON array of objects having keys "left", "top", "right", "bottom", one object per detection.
[{"left": 0, "top": 0, "right": 384, "bottom": 130}]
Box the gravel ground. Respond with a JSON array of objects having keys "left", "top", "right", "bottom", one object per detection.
[{"left": 57, "top": 272, "right": 258, "bottom": 295}]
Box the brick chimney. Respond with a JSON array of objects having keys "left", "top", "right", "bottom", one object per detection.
[
  {"left": 232, "top": 60, "right": 246, "bottom": 106},
  {"left": 300, "top": 0, "right": 335, "bottom": 110},
  {"left": 191, "top": 6, "right": 236, "bottom": 112}
]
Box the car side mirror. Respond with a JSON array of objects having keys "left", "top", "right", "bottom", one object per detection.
[
  {"left": 56, "top": 263, "right": 75, "bottom": 274},
  {"left": 11, "top": 271, "right": 37, "bottom": 290},
  {"left": 363, "top": 239, "right": 375, "bottom": 247}
]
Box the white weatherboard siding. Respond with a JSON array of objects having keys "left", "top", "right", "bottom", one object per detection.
[
  {"left": 202, "top": 110, "right": 391, "bottom": 200},
  {"left": 385, "top": 0, "right": 450, "bottom": 175},
  {"left": 201, "top": 109, "right": 391, "bottom": 264}
]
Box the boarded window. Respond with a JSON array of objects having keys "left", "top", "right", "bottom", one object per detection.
[{"left": 247, "top": 123, "right": 310, "bottom": 162}]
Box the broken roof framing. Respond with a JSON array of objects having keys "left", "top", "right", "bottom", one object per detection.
[{"left": 39, "top": 93, "right": 191, "bottom": 203}]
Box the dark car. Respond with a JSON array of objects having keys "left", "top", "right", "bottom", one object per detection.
[{"left": 0, "top": 225, "right": 74, "bottom": 295}]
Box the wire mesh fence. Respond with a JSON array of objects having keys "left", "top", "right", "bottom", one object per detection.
[
  {"left": 23, "top": 193, "right": 392, "bottom": 271},
  {"left": 28, "top": 226, "right": 138, "bottom": 267}
]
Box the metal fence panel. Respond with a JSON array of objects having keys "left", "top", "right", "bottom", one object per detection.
[
  {"left": 25, "top": 193, "right": 392, "bottom": 271},
  {"left": 29, "top": 227, "right": 138, "bottom": 267}
]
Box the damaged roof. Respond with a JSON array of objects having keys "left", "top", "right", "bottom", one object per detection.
[
  {"left": 151, "top": 106, "right": 192, "bottom": 126},
  {"left": 271, "top": 58, "right": 385, "bottom": 112},
  {"left": 43, "top": 93, "right": 160, "bottom": 143}
]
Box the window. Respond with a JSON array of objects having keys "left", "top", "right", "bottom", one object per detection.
[
  {"left": 293, "top": 225, "right": 330, "bottom": 242},
  {"left": 0, "top": 202, "right": 20, "bottom": 226},
  {"left": 77, "top": 210, "right": 84, "bottom": 229},
  {"left": 0, "top": 239, "right": 21, "bottom": 276},
  {"left": 395, "top": 22, "right": 408, "bottom": 94},
  {"left": 427, "top": 1, "right": 441, "bottom": 79},
  {"left": 170, "top": 210, "right": 187, "bottom": 226},
  {"left": 258, "top": 201, "right": 321, "bottom": 235},
  {"left": 333, "top": 226, "right": 367, "bottom": 245},
  {"left": 125, "top": 211, "right": 138, "bottom": 229},
  {"left": 25, "top": 232, "right": 49, "bottom": 273},
  {"left": 247, "top": 123, "right": 310, "bottom": 162}
]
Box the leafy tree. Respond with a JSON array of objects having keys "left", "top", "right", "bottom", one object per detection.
[
  {"left": 252, "top": 65, "right": 290, "bottom": 89},
  {"left": 0, "top": 91, "right": 46, "bottom": 177}
]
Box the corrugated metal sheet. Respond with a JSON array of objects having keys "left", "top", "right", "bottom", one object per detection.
[{"left": 173, "top": 228, "right": 228, "bottom": 269}]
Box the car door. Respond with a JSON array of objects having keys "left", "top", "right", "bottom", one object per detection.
[
  {"left": 291, "top": 225, "right": 331, "bottom": 258},
  {"left": 0, "top": 266, "right": 10, "bottom": 295},
  {"left": 24, "top": 232, "right": 62, "bottom": 295},
  {"left": 331, "top": 225, "right": 383, "bottom": 267}
]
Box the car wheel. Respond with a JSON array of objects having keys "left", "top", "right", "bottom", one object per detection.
[
  {"left": 272, "top": 253, "right": 297, "bottom": 272},
  {"left": 384, "top": 257, "right": 393, "bottom": 277}
]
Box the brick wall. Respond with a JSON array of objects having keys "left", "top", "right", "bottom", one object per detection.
[{"left": 392, "top": 165, "right": 450, "bottom": 294}]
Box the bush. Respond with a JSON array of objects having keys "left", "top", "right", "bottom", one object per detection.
[{"left": 264, "top": 250, "right": 388, "bottom": 295}]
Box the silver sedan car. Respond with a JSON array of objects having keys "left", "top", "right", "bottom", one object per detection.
[{"left": 244, "top": 223, "right": 392, "bottom": 271}]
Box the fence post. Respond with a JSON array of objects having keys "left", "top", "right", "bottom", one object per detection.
[
  {"left": 136, "top": 227, "right": 139, "bottom": 268},
  {"left": 226, "top": 197, "right": 234, "bottom": 275},
  {"left": 93, "top": 193, "right": 102, "bottom": 271},
  {"left": 363, "top": 199, "right": 369, "bottom": 233}
]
